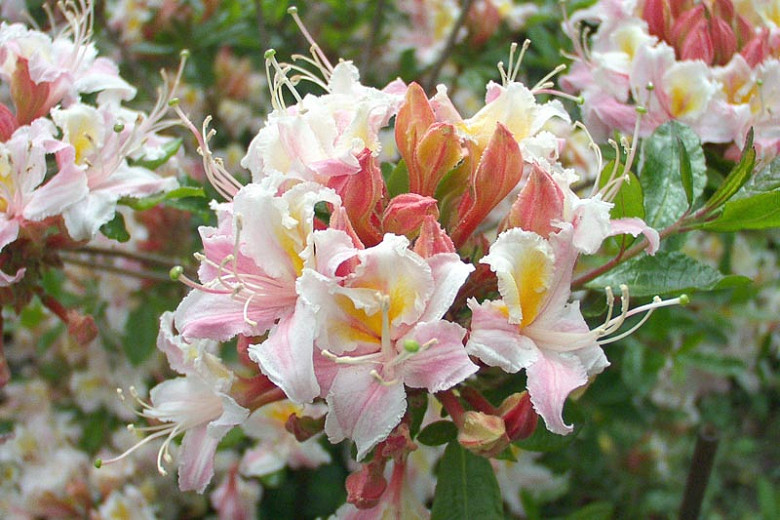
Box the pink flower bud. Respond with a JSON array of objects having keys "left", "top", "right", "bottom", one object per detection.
[
  {"left": 457, "top": 410, "right": 509, "bottom": 458},
  {"left": 285, "top": 413, "right": 326, "bottom": 442},
  {"left": 413, "top": 216, "right": 456, "bottom": 257},
  {"left": 679, "top": 19, "right": 715, "bottom": 64},
  {"left": 498, "top": 391, "right": 538, "bottom": 442},
  {"left": 382, "top": 193, "right": 439, "bottom": 237},
  {"left": 642, "top": 0, "right": 672, "bottom": 41},
  {"left": 741, "top": 29, "right": 771, "bottom": 67},
  {"left": 503, "top": 162, "right": 564, "bottom": 237},
  {"left": 451, "top": 123, "right": 523, "bottom": 248},
  {"left": 710, "top": 16, "right": 737, "bottom": 65},
  {"left": 0, "top": 103, "right": 18, "bottom": 142},
  {"left": 327, "top": 149, "right": 385, "bottom": 247},
  {"left": 346, "top": 462, "right": 388, "bottom": 510}
]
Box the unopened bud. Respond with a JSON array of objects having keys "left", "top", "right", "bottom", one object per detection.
[
  {"left": 498, "top": 392, "right": 538, "bottom": 442},
  {"left": 458, "top": 411, "right": 509, "bottom": 457},
  {"left": 346, "top": 463, "right": 387, "bottom": 510},
  {"left": 285, "top": 413, "right": 326, "bottom": 442},
  {"left": 169, "top": 266, "right": 184, "bottom": 280}
]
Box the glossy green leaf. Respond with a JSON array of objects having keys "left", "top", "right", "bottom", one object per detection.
[
  {"left": 120, "top": 185, "right": 206, "bottom": 211},
  {"left": 698, "top": 191, "right": 780, "bottom": 231},
  {"left": 678, "top": 136, "right": 694, "bottom": 206},
  {"left": 586, "top": 251, "right": 751, "bottom": 297},
  {"left": 598, "top": 161, "right": 644, "bottom": 219},
  {"left": 640, "top": 121, "right": 707, "bottom": 229},
  {"left": 99, "top": 212, "right": 130, "bottom": 243},
  {"left": 430, "top": 441, "right": 503, "bottom": 520},
  {"left": 703, "top": 128, "right": 756, "bottom": 211},
  {"left": 417, "top": 420, "right": 458, "bottom": 446}
]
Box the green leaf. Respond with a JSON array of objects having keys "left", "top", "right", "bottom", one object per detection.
[
  {"left": 129, "top": 137, "right": 182, "bottom": 170},
  {"left": 417, "top": 420, "right": 458, "bottom": 446},
  {"left": 120, "top": 185, "right": 206, "bottom": 211},
  {"left": 407, "top": 391, "right": 428, "bottom": 439},
  {"left": 598, "top": 161, "right": 644, "bottom": 219},
  {"left": 586, "top": 251, "right": 751, "bottom": 297},
  {"left": 678, "top": 351, "right": 746, "bottom": 376},
  {"left": 513, "top": 409, "right": 583, "bottom": 453},
  {"left": 678, "top": 136, "right": 694, "bottom": 206},
  {"left": 640, "top": 121, "right": 707, "bottom": 229},
  {"left": 385, "top": 160, "right": 410, "bottom": 198},
  {"left": 565, "top": 501, "right": 614, "bottom": 520},
  {"left": 703, "top": 128, "right": 756, "bottom": 210},
  {"left": 123, "top": 298, "right": 167, "bottom": 365},
  {"left": 430, "top": 442, "right": 503, "bottom": 520},
  {"left": 697, "top": 191, "right": 780, "bottom": 231},
  {"left": 99, "top": 212, "right": 130, "bottom": 243}
]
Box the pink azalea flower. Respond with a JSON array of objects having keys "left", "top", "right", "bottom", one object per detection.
[
  {"left": 242, "top": 60, "right": 405, "bottom": 184},
  {"left": 466, "top": 225, "right": 677, "bottom": 434},
  {"left": 0, "top": 120, "right": 87, "bottom": 284},
  {"left": 175, "top": 181, "right": 341, "bottom": 403},
  {"left": 51, "top": 100, "right": 179, "bottom": 240},
  {"left": 299, "top": 232, "right": 478, "bottom": 459},
  {"left": 100, "top": 315, "right": 249, "bottom": 493}
]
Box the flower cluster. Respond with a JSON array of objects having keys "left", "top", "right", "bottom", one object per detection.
[
  {"left": 105, "top": 24, "right": 685, "bottom": 514},
  {"left": 0, "top": 1, "right": 178, "bottom": 291},
  {"left": 562, "top": 0, "right": 780, "bottom": 158}
]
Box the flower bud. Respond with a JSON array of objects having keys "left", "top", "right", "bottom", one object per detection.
[
  {"left": 382, "top": 193, "right": 439, "bottom": 238},
  {"left": 457, "top": 410, "right": 509, "bottom": 457},
  {"left": 285, "top": 413, "right": 326, "bottom": 442},
  {"left": 413, "top": 216, "right": 455, "bottom": 257},
  {"left": 503, "top": 162, "right": 564, "bottom": 237},
  {"left": 346, "top": 462, "right": 388, "bottom": 510},
  {"left": 498, "top": 391, "right": 538, "bottom": 442}
]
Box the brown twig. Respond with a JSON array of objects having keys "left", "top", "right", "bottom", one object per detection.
[
  {"left": 679, "top": 424, "right": 719, "bottom": 520},
  {"left": 423, "top": 0, "right": 475, "bottom": 92}
]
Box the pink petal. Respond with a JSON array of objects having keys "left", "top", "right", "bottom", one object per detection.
[
  {"left": 525, "top": 350, "right": 587, "bottom": 435},
  {"left": 178, "top": 425, "right": 220, "bottom": 493},
  {"left": 324, "top": 365, "right": 407, "bottom": 460},
  {"left": 608, "top": 217, "right": 660, "bottom": 255},
  {"left": 466, "top": 299, "right": 538, "bottom": 373},
  {"left": 401, "top": 321, "right": 478, "bottom": 392},
  {"left": 247, "top": 301, "right": 320, "bottom": 404}
]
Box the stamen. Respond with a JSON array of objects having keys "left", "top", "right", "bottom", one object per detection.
[
  {"left": 287, "top": 6, "right": 334, "bottom": 73},
  {"left": 369, "top": 369, "right": 398, "bottom": 386}
]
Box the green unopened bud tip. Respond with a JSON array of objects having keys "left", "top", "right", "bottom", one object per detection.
[
  {"left": 169, "top": 266, "right": 184, "bottom": 280},
  {"left": 94, "top": 459, "right": 102, "bottom": 469},
  {"left": 287, "top": 6, "right": 298, "bottom": 14},
  {"left": 679, "top": 294, "right": 690, "bottom": 306},
  {"left": 180, "top": 49, "right": 190, "bottom": 58},
  {"left": 635, "top": 106, "right": 647, "bottom": 114},
  {"left": 167, "top": 98, "right": 180, "bottom": 107},
  {"left": 264, "top": 49, "right": 276, "bottom": 60},
  {"left": 113, "top": 123, "right": 125, "bottom": 133}
]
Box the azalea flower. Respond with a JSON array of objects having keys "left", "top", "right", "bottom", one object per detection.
[
  {"left": 467, "top": 225, "right": 681, "bottom": 434},
  {"left": 299, "top": 231, "right": 478, "bottom": 459},
  {"left": 98, "top": 313, "right": 249, "bottom": 493}
]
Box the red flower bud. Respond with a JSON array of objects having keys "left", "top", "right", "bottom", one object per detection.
[
  {"left": 499, "top": 391, "right": 538, "bottom": 442},
  {"left": 710, "top": 16, "right": 737, "bottom": 65},
  {"left": 346, "top": 462, "right": 388, "bottom": 510}
]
